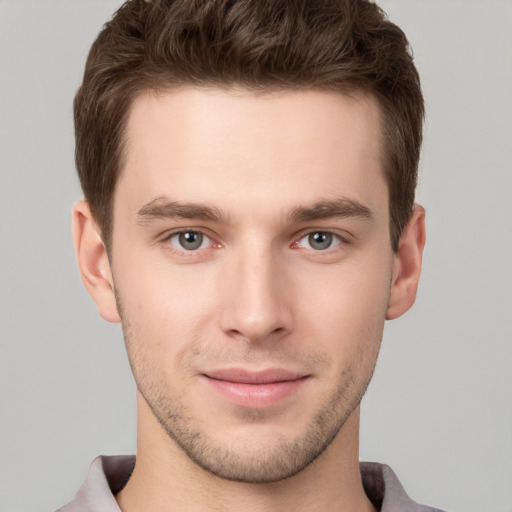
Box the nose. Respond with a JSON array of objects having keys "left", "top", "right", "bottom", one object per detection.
[{"left": 219, "top": 245, "right": 293, "bottom": 344}]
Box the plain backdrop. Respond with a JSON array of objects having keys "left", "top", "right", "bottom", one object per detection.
[{"left": 0, "top": 1, "right": 511, "bottom": 511}]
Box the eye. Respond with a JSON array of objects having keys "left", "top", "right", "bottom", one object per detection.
[
  {"left": 297, "top": 231, "right": 342, "bottom": 251},
  {"left": 168, "top": 230, "right": 210, "bottom": 251}
]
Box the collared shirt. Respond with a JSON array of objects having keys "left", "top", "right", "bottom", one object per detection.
[{"left": 56, "top": 456, "right": 446, "bottom": 512}]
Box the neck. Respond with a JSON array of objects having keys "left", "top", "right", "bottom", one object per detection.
[{"left": 116, "top": 394, "right": 376, "bottom": 512}]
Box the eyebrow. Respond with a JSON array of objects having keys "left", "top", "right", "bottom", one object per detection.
[
  {"left": 286, "top": 198, "right": 373, "bottom": 223},
  {"left": 137, "top": 197, "right": 227, "bottom": 225},
  {"left": 136, "top": 196, "right": 373, "bottom": 226}
]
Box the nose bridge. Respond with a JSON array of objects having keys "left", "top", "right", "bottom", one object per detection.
[{"left": 220, "top": 237, "right": 291, "bottom": 342}]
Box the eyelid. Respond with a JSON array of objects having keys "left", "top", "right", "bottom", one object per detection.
[
  {"left": 158, "top": 226, "right": 351, "bottom": 255},
  {"left": 162, "top": 227, "right": 221, "bottom": 253},
  {"left": 169, "top": 232, "right": 209, "bottom": 251},
  {"left": 292, "top": 229, "right": 349, "bottom": 251}
]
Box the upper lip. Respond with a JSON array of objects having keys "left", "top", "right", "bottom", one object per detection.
[{"left": 203, "top": 368, "right": 306, "bottom": 384}]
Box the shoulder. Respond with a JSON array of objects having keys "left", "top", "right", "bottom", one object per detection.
[
  {"left": 360, "top": 462, "right": 448, "bottom": 512},
  {"left": 55, "top": 455, "right": 135, "bottom": 512}
]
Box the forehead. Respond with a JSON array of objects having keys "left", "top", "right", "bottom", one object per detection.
[{"left": 117, "top": 87, "right": 386, "bottom": 218}]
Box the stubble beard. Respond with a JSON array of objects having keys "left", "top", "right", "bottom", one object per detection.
[
  {"left": 141, "top": 368, "right": 374, "bottom": 483},
  {"left": 125, "top": 348, "right": 380, "bottom": 482},
  {"left": 117, "top": 299, "right": 382, "bottom": 484}
]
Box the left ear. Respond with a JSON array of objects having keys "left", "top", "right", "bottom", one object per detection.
[{"left": 386, "top": 205, "right": 426, "bottom": 320}]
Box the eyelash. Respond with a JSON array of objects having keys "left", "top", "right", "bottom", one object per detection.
[
  {"left": 162, "top": 228, "right": 347, "bottom": 256},
  {"left": 293, "top": 231, "right": 345, "bottom": 252},
  {"left": 165, "top": 230, "right": 218, "bottom": 253}
]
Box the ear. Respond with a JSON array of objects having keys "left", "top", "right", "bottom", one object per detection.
[
  {"left": 72, "top": 200, "right": 121, "bottom": 323},
  {"left": 386, "top": 205, "right": 426, "bottom": 320}
]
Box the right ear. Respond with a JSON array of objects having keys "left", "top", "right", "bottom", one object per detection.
[{"left": 72, "top": 200, "right": 121, "bottom": 323}]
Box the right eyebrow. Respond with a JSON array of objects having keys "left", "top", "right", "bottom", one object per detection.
[{"left": 136, "top": 197, "right": 228, "bottom": 225}]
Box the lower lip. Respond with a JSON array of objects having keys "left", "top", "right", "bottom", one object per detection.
[{"left": 203, "top": 376, "right": 308, "bottom": 408}]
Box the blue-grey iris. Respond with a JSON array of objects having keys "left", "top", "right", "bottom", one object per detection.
[
  {"left": 179, "top": 231, "right": 203, "bottom": 250},
  {"left": 309, "top": 232, "right": 333, "bottom": 250}
]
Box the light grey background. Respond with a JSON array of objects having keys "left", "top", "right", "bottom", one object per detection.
[{"left": 0, "top": 1, "right": 511, "bottom": 511}]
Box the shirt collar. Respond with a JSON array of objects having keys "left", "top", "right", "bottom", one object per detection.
[{"left": 57, "top": 455, "right": 440, "bottom": 512}]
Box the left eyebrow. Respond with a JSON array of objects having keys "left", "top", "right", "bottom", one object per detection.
[{"left": 286, "top": 198, "right": 373, "bottom": 224}]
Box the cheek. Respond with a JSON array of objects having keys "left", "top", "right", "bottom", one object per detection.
[
  {"left": 294, "top": 257, "right": 392, "bottom": 351},
  {"left": 115, "top": 258, "right": 219, "bottom": 352},
  {"left": 113, "top": 235, "right": 393, "bottom": 368}
]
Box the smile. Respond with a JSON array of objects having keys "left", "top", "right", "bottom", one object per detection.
[{"left": 201, "top": 368, "right": 310, "bottom": 408}]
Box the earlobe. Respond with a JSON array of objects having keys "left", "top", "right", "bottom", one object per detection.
[
  {"left": 72, "top": 201, "right": 121, "bottom": 323},
  {"left": 386, "top": 205, "right": 426, "bottom": 320}
]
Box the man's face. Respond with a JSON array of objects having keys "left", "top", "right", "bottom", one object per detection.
[{"left": 110, "top": 87, "right": 395, "bottom": 482}]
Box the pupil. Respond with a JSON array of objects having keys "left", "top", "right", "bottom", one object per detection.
[
  {"left": 309, "top": 232, "right": 332, "bottom": 250},
  {"left": 179, "top": 231, "right": 203, "bottom": 250}
]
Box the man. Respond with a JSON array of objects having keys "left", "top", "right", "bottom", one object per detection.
[{"left": 58, "top": 0, "right": 441, "bottom": 510}]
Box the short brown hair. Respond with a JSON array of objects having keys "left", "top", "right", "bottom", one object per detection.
[{"left": 74, "top": 0, "right": 424, "bottom": 251}]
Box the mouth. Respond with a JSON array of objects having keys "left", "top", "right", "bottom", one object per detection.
[{"left": 201, "top": 368, "right": 310, "bottom": 408}]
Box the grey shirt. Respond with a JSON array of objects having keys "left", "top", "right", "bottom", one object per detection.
[{"left": 56, "top": 456, "right": 446, "bottom": 512}]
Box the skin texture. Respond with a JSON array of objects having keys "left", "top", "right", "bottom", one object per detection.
[{"left": 73, "top": 87, "right": 425, "bottom": 512}]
